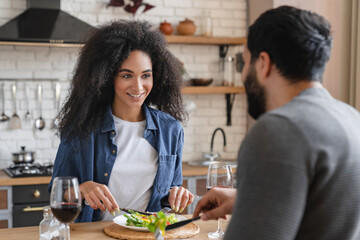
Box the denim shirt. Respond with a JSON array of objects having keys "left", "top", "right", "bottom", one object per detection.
[{"left": 49, "top": 105, "right": 184, "bottom": 222}]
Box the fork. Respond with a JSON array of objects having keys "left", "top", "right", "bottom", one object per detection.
[
  {"left": 160, "top": 207, "right": 171, "bottom": 214},
  {"left": 153, "top": 207, "right": 170, "bottom": 240}
]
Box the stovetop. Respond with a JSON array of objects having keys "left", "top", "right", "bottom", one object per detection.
[{"left": 4, "top": 163, "right": 53, "bottom": 178}]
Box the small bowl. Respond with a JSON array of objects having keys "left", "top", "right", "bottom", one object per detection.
[{"left": 191, "top": 78, "right": 213, "bottom": 86}]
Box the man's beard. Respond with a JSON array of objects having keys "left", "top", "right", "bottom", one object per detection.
[{"left": 244, "top": 66, "right": 267, "bottom": 120}]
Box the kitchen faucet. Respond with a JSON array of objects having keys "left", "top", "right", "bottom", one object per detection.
[{"left": 203, "top": 128, "right": 227, "bottom": 161}]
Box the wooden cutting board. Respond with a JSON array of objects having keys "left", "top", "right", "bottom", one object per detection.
[{"left": 104, "top": 223, "right": 200, "bottom": 239}]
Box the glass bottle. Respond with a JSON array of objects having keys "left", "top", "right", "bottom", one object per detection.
[
  {"left": 202, "top": 11, "right": 212, "bottom": 37},
  {"left": 222, "top": 56, "right": 235, "bottom": 86},
  {"left": 39, "top": 206, "right": 52, "bottom": 240},
  {"left": 50, "top": 217, "right": 61, "bottom": 239}
]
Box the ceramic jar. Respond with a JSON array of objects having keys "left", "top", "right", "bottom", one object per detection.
[
  {"left": 177, "top": 18, "right": 196, "bottom": 36},
  {"left": 159, "top": 21, "right": 173, "bottom": 35}
]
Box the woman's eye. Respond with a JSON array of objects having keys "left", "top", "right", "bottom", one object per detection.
[
  {"left": 142, "top": 74, "right": 152, "bottom": 79},
  {"left": 121, "top": 74, "right": 132, "bottom": 79}
]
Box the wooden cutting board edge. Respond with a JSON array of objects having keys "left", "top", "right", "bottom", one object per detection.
[{"left": 103, "top": 222, "right": 200, "bottom": 239}]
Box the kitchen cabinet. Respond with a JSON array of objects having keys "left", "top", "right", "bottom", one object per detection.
[
  {"left": 0, "top": 171, "right": 52, "bottom": 228},
  {"left": 0, "top": 186, "right": 12, "bottom": 229},
  {"left": 0, "top": 184, "right": 50, "bottom": 228}
]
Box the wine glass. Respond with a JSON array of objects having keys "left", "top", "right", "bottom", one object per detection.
[
  {"left": 50, "top": 177, "right": 81, "bottom": 240},
  {"left": 206, "top": 163, "right": 233, "bottom": 239}
]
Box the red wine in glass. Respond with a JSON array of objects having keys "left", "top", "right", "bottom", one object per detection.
[
  {"left": 50, "top": 177, "right": 81, "bottom": 240},
  {"left": 51, "top": 203, "right": 81, "bottom": 223}
]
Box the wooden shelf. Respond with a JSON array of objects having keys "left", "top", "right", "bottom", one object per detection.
[
  {"left": 181, "top": 86, "right": 245, "bottom": 94},
  {"left": 165, "top": 35, "right": 246, "bottom": 45},
  {"left": 0, "top": 41, "right": 82, "bottom": 48},
  {"left": 0, "top": 36, "right": 246, "bottom": 47}
]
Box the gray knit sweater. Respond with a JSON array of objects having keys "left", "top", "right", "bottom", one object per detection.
[{"left": 225, "top": 88, "right": 360, "bottom": 240}]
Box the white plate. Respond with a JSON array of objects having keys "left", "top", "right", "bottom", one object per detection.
[{"left": 113, "top": 214, "right": 187, "bottom": 232}]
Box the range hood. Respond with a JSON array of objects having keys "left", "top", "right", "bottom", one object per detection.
[{"left": 0, "top": 0, "right": 95, "bottom": 46}]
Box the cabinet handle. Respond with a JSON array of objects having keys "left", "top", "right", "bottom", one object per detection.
[
  {"left": 22, "top": 206, "right": 44, "bottom": 212},
  {"left": 33, "top": 189, "right": 40, "bottom": 198}
]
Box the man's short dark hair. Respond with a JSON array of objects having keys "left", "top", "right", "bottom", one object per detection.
[{"left": 248, "top": 6, "right": 333, "bottom": 82}]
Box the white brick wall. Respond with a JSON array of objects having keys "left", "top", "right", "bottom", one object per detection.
[{"left": 0, "top": 0, "right": 248, "bottom": 169}]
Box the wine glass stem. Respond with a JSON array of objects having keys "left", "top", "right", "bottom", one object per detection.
[
  {"left": 218, "top": 219, "right": 222, "bottom": 233},
  {"left": 60, "top": 223, "right": 70, "bottom": 240},
  {"left": 208, "top": 219, "right": 224, "bottom": 238}
]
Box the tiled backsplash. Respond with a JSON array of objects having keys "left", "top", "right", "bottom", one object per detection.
[{"left": 0, "top": 0, "right": 247, "bottom": 169}]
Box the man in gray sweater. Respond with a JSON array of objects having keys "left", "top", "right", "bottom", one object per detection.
[{"left": 193, "top": 6, "right": 360, "bottom": 240}]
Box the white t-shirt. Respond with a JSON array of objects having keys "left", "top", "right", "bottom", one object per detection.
[{"left": 99, "top": 115, "right": 158, "bottom": 221}]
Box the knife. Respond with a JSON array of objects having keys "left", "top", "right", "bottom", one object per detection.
[{"left": 165, "top": 216, "right": 201, "bottom": 231}]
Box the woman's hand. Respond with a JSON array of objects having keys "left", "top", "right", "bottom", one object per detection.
[
  {"left": 168, "top": 186, "right": 194, "bottom": 213},
  {"left": 80, "top": 181, "right": 119, "bottom": 215}
]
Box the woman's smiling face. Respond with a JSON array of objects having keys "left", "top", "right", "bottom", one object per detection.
[{"left": 113, "top": 50, "right": 153, "bottom": 113}]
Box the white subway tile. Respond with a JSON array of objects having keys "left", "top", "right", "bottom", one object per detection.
[
  {"left": 0, "top": 1, "right": 11, "bottom": 8},
  {"left": 196, "top": 108, "right": 226, "bottom": 116},
  {"left": 0, "top": 45, "right": 14, "bottom": 51},
  {"left": 0, "top": 9, "right": 21, "bottom": 18},
  {"left": 232, "top": 10, "right": 247, "bottom": 19},
  {"left": 17, "top": 60, "right": 36, "bottom": 70},
  {"left": 175, "top": 8, "right": 203, "bottom": 17},
  {"left": 0, "top": 60, "right": 15, "bottom": 70},
  {"left": 213, "top": 27, "right": 233, "bottom": 37},
  {"left": 211, "top": 9, "right": 231, "bottom": 19},
  {"left": 221, "top": 1, "right": 245, "bottom": 10},
  {"left": 0, "top": 70, "right": 33, "bottom": 78},
  {"left": 209, "top": 117, "right": 226, "bottom": 125},
  {"left": 194, "top": 54, "right": 219, "bottom": 63},
  {"left": 81, "top": 2, "right": 108, "bottom": 12},
  {"left": 184, "top": 63, "right": 209, "bottom": 72},
  {"left": 164, "top": 0, "right": 192, "bottom": 8},
  {"left": 11, "top": 0, "right": 26, "bottom": 9},
  {"left": 188, "top": 117, "right": 209, "bottom": 126},
  {"left": 173, "top": 54, "right": 194, "bottom": 63},
  {"left": 181, "top": 45, "right": 211, "bottom": 54},
  {"left": 194, "top": 1, "right": 221, "bottom": 9},
  {"left": 0, "top": 51, "right": 35, "bottom": 60},
  {"left": 146, "top": 7, "right": 174, "bottom": 16}
]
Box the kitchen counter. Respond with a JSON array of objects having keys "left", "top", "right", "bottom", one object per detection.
[
  {"left": 0, "top": 163, "right": 212, "bottom": 186},
  {"left": 0, "top": 170, "right": 51, "bottom": 186},
  {"left": 0, "top": 214, "right": 231, "bottom": 240}
]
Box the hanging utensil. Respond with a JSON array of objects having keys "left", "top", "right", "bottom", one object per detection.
[
  {"left": 24, "top": 83, "right": 32, "bottom": 123},
  {"left": 35, "top": 84, "right": 45, "bottom": 130},
  {"left": 9, "top": 84, "right": 21, "bottom": 129},
  {"left": 0, "top": 83, "right": 9, "bottom": 122},
  {"left": 51, "top": 83, "right": 61, "bottom": 129}
]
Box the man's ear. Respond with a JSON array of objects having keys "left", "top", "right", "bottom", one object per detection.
[{"left": 256, "top": 51, "right": 272, "bottom": 80}]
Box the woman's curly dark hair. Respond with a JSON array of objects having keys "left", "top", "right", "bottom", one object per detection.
[{"left": 58, "top": 20, "right": 186, "bottom": 139}]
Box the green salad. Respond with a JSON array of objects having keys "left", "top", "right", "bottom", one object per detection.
[{"left": 124, "top": 210, "right": 178, "bottom": 235}]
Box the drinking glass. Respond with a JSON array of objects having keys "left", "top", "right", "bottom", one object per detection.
[
  {"left": 50, "top": 177, "right": 81, "bottom": 240},
  {"left": 206, "top": 163, "right": 233, "bottom": 239}
]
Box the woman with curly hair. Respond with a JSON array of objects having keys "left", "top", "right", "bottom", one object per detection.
[{"left": 49, "top": 20, "right": 194, "bottom": 222}]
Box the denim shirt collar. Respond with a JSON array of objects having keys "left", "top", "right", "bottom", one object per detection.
[{"left": 101, "top": 104, "right": 158, "bottom": 133}]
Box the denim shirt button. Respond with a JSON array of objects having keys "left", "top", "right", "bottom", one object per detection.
[
  {"left": 112, "top": 149, "right": 116, "bottom": 154},
  {"left": 104, "top": 173, "right": 109, "bottom": 177},
  {"left": 112, "top": 131, "right": 115, "bottom": 135}
]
